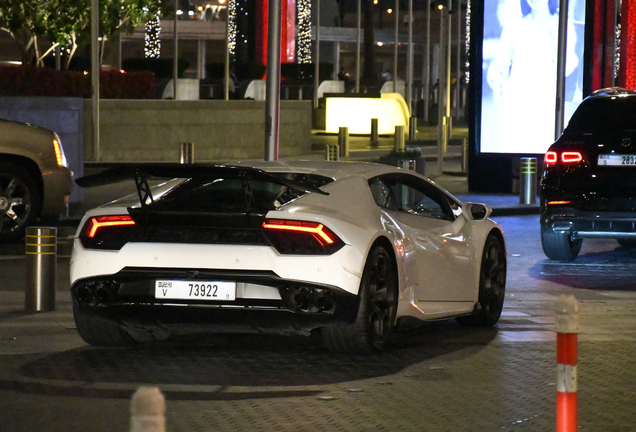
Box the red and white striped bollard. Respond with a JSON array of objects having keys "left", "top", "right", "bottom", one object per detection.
[{"left": 556, "top": 294, "right": 579, "bottom": 432}]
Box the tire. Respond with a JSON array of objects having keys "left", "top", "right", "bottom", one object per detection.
[
  {"left": 322, "top": 245, "right": 398, "bottom": 354},
  {"left": 457, "top": 234, "right": 507, "bottom": 327},
  {"left": 0, "top": 163, "right": 41, "bottom": 242},
  {"left": 73, "top": 303, "right": 136, "bottom": 347},
  {"left": 541, "top": 226, "right": 582, "bottom": 262},
  {"left": 617, "top": 238, "right": 636, "bottom": 249}
]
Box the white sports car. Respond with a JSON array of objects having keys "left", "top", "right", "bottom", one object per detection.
[{"left": 70, "top": 161, "right": 506, "bottom": 353}]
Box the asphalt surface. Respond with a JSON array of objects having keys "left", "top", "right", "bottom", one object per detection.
[{"left": 3, "top": 140, "right": 636, "bottom": 431}]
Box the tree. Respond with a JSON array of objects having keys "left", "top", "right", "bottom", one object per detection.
[
  {"left": 0, "top": 0, "right": 53, "bottom": 66},
  {"left": 0, "top": 0, "right": 171, "bottom": 69}
]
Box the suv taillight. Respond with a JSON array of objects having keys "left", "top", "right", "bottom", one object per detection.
[
  {"left": 545, "top": 150, "right": 584, "bottom": 165},
  {"left": 561, "top": 151, "right": 583, "bottom": 163},
  {"left": 545, "top": 151, "right": 558, "bottom": 164},
  {"left": 262, "top": 219, "right": 345, "bottom": 255}
]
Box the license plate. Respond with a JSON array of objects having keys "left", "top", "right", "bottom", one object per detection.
[
  {"left": 598, "top": 154, "right": 636, "bottom": 166},
  {"left": 155, "top": 280, "right": 236, "bottom": 300}
]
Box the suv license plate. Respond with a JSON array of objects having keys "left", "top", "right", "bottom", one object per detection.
[
  {"left": 155, "top": 280, "right": 236, "bottom": 300},
  {"left": 598, "top": 154, "right": 636, "bottom": 166}
]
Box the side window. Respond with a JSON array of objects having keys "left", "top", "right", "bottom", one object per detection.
[
  {"left": 369, "top": 177, "right": 398, "bottom": 211},
  {"left": 448, "top": 197, "right": 462, "bottom": 218},
  {"left": 369, "top": 174, "right": 454, "bottom": 221}
]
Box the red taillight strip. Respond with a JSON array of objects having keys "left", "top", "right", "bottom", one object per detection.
[
  {"left": 547, "top": 200, "right": 571, "bottom": 205},
  {"left": 545, "top": 151, "right": 584, "bottom": 164},
  {"left": 545, "top": 151, "right": 558, "bottom": 164},
  {"left": 262, "top": 220, "right": 335, "bottom": 244},
  {"left": 561, "top": 152, "right": 583, "bottom": 163},
  {"left": 87, "top": 215, "right": 135, "bottom": 238}
]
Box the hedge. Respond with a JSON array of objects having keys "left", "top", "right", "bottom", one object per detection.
[{"left": 0, "top": 66, "right": 155, "bottom": 99}]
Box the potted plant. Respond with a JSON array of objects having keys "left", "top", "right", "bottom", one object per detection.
[{"left": 379, "top": 147, "right": 426, "bottom": 176}]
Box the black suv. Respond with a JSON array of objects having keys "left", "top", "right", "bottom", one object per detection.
[{"left": 540, "top": 88, "right": 636, "bottom": 261}]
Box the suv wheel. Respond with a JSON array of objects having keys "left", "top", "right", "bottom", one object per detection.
[
  {"left": 0, "top": 163, "right": 42, "bottom": 242},
  {"left": 541, "top": 227, "right": 582, "bottom": 262}
]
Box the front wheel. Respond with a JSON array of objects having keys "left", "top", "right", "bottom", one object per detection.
[
  {"left": 541, "top": 227, "right": 582, "bottom": 262},
  {"left": 457, "top": 234, "right": 507, "bottom": 327},
  {"left": 322, "top": 245, "right": 398, "bottom": 354},
  {"left": 0, "top": 163, "right": 41, "bottom": 242}
]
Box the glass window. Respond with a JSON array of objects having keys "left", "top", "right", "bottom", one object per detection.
[
  {"left": 567, "top": 97, "right": 636, "bottom": 134},
  {"left": 157, "top": 173, "right": 333, "bottom": 213},
  {"left": 369, "top": 174, "right": 454, "bottom": 221}
]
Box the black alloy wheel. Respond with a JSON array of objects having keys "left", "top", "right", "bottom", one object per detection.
[
  {"left": 457, "top": 234, "right": 507, "bottom": 327},
  {"left": 322, "top": 245, "right": 398, "bottom": 354},
  {"left": 0, "top": 163, "right": 41, "bottom": 242},
  {"left": 541, "top": 226, "right": 582, "bottom": 262}
]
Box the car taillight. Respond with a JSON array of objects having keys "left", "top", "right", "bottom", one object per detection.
[
  {"left": 262, "top": 219, "right": 345, "bottom": 255},
  {"left": 545, "top": 151, "right": 558, "bottom": 164},
  {"left": 561, "top": 151, "right": 583, "bottom": 163},
  {"left": 53, "top": 134, "right": 68, "bottom": 167},
  {"left": 80, "top": 215, "right": 136, "bottom": 250},
  {"left": 544, "top": 150, "right": 584, "bottom": 165}
]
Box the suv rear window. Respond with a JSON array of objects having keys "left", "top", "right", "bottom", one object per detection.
[{"left": 567, "top": 97, "right": 636, "bottom": 134}]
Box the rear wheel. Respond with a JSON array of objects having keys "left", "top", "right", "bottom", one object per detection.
[
  {"left": 73, "top": 303, "right": 136, "bottom": 347},
  {"left": 0, "top": 163, "right": 41, "bottom": 242},
  {"left": 541, "top": 227, "right": 582, "bottom": 262},
  {"left": 322, "top": 245, "right": 398, "bottom": 354},
  {"left": 457, "top": 234, "right": 506, "bottom": 327}
]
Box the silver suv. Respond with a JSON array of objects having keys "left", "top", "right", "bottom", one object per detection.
[{"left": 0, "top": 119, "right": 73, "bottom": 241}]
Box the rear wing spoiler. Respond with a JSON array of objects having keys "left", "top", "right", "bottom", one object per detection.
[{"left": 76, "top": 163, "right": 329, "bottom": 208}]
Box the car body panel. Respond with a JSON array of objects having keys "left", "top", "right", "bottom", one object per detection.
[
  {"left": 0, "top": 118, "right": 72, "bottom": 221},
  {"left": 71, "top": 161, "right": 505, "bottom": 336},
  {"left": 541, "top": 90, "right": 636, "bottom": 249}
]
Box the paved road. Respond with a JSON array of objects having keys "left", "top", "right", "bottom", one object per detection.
[{"left": 1, "top": 215, "right": 635, "bottom": 431}]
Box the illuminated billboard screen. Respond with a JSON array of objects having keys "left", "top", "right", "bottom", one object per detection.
[{"left": 479, "top": 0, "right": 586, "bottom": 154}]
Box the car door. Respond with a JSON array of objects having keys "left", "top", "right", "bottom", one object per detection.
[{"left": 369, "top": 173, "right": 474, "bottom": 302}]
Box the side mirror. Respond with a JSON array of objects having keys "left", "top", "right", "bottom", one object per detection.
[{"left": 461, "top": 202, "right": 492, "bottom": 221}]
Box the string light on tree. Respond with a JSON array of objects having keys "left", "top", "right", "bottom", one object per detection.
[
  {"left": 297, "top": 0, "right": 311, "bottom": 63},
  {"left": 144, "top": 8, "right": 161, "bottom": 58},
  {"left": 465, "top": 0, "right": 470, "bottom": 83},
  {"left": 228, "top": 0, "right": 237, "bottom": 57}
]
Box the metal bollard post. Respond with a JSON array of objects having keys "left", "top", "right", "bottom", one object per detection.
[
  {"left": 25, "top": 227, "right": 57, "bottom": 312},
  {"left": 462, "top": 138, "right": 469, "bottom": 172},
  {"left": 180, "top": 142, "right": 194, "bottom": 164},
  {"left": 130, "top": 386, "right": 166, "bottom": 432},
  {"left": 338, "top": 127, "right": 350, "bottom": 157},
  {"left": 409, "top": 116, "right": 417, "bottom": 140},
  {"left": 556, "top": 294, "right": 579, "bottom": 432},
  {"left": 394, "top": 125, "right": 405, "bottom": 152},
  {"left": 370, "top": 118, "right": 379, "bottom": 147},
  {"left": 326, "top": 144, "right": 339, "bottom": 161},
  {"left": 519, "top": 157, "right": 537, "bottom": 205},
  {"left": 400, "top": 158, "right": 416, "bottom": 171}
]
